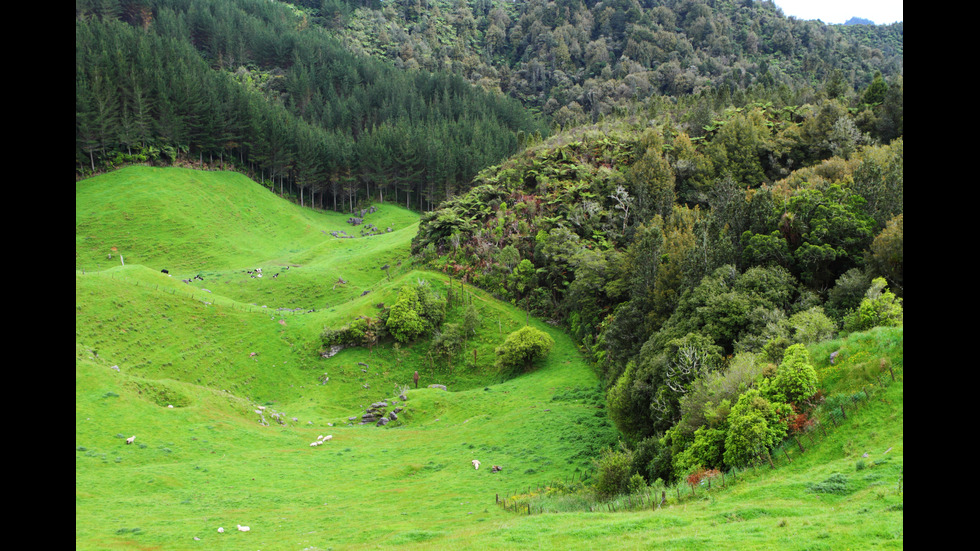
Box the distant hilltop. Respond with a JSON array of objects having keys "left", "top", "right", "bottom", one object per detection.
[{"left": 844, "top": 16, "right": 876, "bottom": 25}]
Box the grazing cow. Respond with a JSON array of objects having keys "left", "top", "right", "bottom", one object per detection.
[{"left": 413, "top": 370, "right": 419, "bottom": 389}]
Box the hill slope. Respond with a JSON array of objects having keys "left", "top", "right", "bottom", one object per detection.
[
  {"left": 75, "top": 167, "right": 619, "bottom": 549},
  {"left": 75, "top": 167, "right": 901, "bottom": 550}
]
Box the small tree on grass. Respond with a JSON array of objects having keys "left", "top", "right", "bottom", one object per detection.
[
  {"left": 385, "top": 281, "right": 446, "bottom": 343},
  {"left": 495, "top": 326, "right": 554, "bottom": 377},
  {"left": 771, "top": 343, "right": 819, "bottom": 406},
  {"left": 594, "top": 445, "right": 635, "bottom": 499},
  {"left": 386, "top": 287, "right": 426, "bottom": 343},
  {"left": 722, "top": 389, "right": 791, "bottom": 468}
]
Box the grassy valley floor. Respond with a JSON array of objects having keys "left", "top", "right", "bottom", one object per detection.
[{"left": 76, "top": 167, "right": 902, "bottom": 550}]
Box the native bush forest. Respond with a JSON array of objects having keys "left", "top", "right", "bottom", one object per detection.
[{"left": 77, "top": 0, "right": 902, "bottom": 548}]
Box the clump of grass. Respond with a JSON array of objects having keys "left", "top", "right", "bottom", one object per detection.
[{"left": 808, "top": 473, "right": 850, "bottom": 495}]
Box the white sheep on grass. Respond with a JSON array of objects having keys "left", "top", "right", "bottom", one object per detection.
[
  {"left": 472, "top": 459, "right": 480, "bottom": 470},
  {"left": 125, "top": 436, "right": 136, "bottom": 445},
  {"left": 310, "top": 435, "right": 333, "bottom": 447}
]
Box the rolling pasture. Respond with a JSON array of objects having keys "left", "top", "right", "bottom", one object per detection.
[{"left": 76, "top": 167, "right": 902, "bottom": 550}]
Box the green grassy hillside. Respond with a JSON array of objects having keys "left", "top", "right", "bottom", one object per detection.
[{"left": 76, "top": 167, "right": 902, "bottom": 550}]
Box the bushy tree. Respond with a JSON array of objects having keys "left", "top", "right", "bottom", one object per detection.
[
  {"left": 861, "top": 71, "right": 889, "bottom": 106},
  {"left": 386, "top": 287, "right": 427, "bottom": 343},
  {"left": 770, "top": 344, "right": 818, "bottom": 405},
  {"left": 385, "top": 281, "right": 446, "bottom": 343},
  {"left": 722, "top": 389, "right": 791, "bottom": 467},
  {"left": 672, "top": 426, "right": 726, "bottom": 474},
  {"left": 593, "top": 445, "right": 635, "bottom": 499},
  {"left": 494, "top": 325, "right": 554, "bottom": 376},
  {"left": 786, "top": 306, "right": 837, "bottom": 345},
  {"left": 842, "top": 277, "right": 903, "bottom": 333},
  {"left": 675, "top": 351, "right": 763, "bottom": 437}
]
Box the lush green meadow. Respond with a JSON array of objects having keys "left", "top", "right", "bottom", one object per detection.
[{"left": 76, "top": 167, "right": 902, "bottom": 550}]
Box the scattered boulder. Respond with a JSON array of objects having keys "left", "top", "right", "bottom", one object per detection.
[{"left": 428, "top": 384, "right": 447, "bottom": 391}]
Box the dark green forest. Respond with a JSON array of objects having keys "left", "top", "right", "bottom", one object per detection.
[
  {"left": 75, "top": 0, "right": 901, "bottom": 211},
  {"left": 76, "top": 0, "right": 902, "bottom": 486},
  {"left": 76, "top": 0, "right": 547, "bottom": 210}
]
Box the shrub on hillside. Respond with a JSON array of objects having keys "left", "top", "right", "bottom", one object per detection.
[
  {"left": 494, "top": 326, "right": 554, "bottom": 376},
  {"left": 593, "top": 446, "right": 635, "bottom": 499},
  {"left": 722, "top": 389, "right": 791, "bottom": 468},
  {"left": 322, "top": 316, "right": 384, "bottom": 348},
  {"left": 770, "top": 344, "right": 819, "bottom": 406},
  {"left": 672, "top": 426, "right": 726, "bottom": 474},
  {"left": 386, "top": 281, "right": 446, "bottom": 343},
  {"left": 842, "top": 277, "right": 903, "bottom": 333}
]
